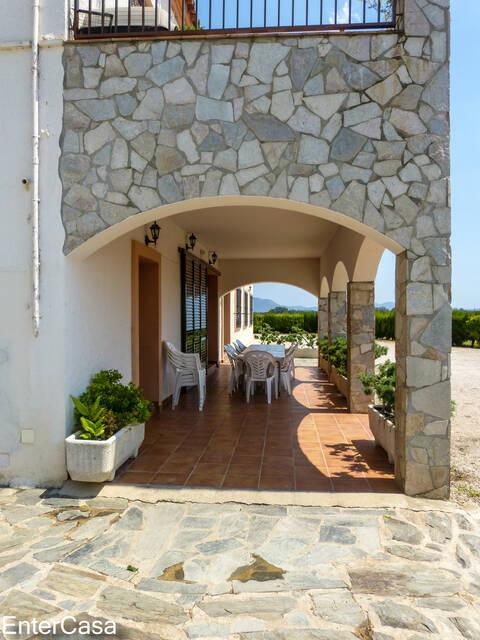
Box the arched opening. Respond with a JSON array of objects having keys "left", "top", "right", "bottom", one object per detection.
[{"left": 66, "top": 196, "right": 401, "bottom": 493}]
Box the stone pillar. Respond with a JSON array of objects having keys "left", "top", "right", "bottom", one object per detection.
[
  {"left": 347, "top": 282, "right": 375, "bottom": 414},
  {"left": 317, "top": 297, "right": 328, "bottom": 367},
  {"left": 395, "top": 252, "right": 451, "bottom": 499},
  {"left": 328, "top": 291, "right": 347, "bottom": 344}
]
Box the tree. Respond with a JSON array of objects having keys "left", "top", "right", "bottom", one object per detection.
[
  {"left": 360, "top": 0, "right": 394, "bottom": 21},
  {"left": 466, "top": 315, "right": 480, "bottom": 348}
]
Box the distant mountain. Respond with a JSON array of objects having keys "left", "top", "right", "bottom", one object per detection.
[
  {"left": 376, "top": 301, "right": 395, "bottom": 310},
  {"left": 253, "top": 297, "right": 317, "bottom": 313},
  {"left": 253, "top": 297, "right": 281, "bottom": 312}
]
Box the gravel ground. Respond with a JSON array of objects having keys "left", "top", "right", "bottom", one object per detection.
[{"left": 377, "top": 341, "right": 480, "bottom": 509}]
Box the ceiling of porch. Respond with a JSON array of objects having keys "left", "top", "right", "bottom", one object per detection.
[{"left": 171, "top": 205, "right": 339, "bottom": 259}]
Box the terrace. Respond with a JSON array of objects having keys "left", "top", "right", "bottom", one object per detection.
[{"left": 72, "top": 0, "right": 399, "bottom": 39}]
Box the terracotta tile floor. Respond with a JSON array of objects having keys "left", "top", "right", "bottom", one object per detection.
[{"left": 115, "top": 364, "right": 399, "bottom": 493}]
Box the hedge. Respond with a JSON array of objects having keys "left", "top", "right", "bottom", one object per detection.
[
  {"left": 253, "top": 311, "right": 317, "bottom": 334},
  {"left": 254, "top": 309, "right": 480, "bottom": 347}
]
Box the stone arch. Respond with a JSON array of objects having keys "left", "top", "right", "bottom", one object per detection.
[{"left": 68, "top": 196, "right": 403, "bottom": 261}]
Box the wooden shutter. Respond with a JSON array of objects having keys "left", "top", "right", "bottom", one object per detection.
[
  {"left": 244, "top": 290, "right": 248, "bottom": 327},
  {"left": 181, "top": 250, "right": 208, "bottom": 365},
  {"left": 249, "top": 293, "right": 253, "bottom": 326}
]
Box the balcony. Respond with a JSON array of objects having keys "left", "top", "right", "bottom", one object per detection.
[{"left": 72, "top": 0, "right": 398, "bottom": 40}]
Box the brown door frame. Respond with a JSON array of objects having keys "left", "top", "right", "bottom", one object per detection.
[{"left": 131, "top": 240, "right": 162, "bottom": 402}]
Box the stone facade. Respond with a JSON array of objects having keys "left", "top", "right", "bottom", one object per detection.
[
  {"left": 60, "top": 0, "right": 451, "bottom": 497},
  {"left": 328, "top": 292, "right": 347, "bottom": 343},
  {"left": 347, "top": 281, "right": 375, "bottom": 414},
  {"left": 61, "top": 0, "right": 450, "bottom": 256}
]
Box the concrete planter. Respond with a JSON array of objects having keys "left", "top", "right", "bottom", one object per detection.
[
  {"left": 368, "top": 405, "right": 395, "bottom": 464},
  {"left": 318, "top": 353, "right": 330, "bottom": 375},
  {"left": 296, "top": 346, "right": 318, "bottom": 359},
  {"left": 330, "top": 365, "right": 348, "bottom": 398},
  {"left": 65, "top": 423, "right": 145, "bottom": 482}
]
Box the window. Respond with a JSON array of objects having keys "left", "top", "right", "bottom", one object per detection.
[
  {"left": 244, "top": 290, "right": 249, "bottom": 328},
  {"left": 235, "top": 288, "right": 242, "bottom": 330},
  {"left": 181, "top": 250, "right": 208, "bottom": 364}
]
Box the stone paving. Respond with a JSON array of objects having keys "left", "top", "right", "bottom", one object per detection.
[{"left": 0, "top": 487, "right": 479, "bottom": 639}]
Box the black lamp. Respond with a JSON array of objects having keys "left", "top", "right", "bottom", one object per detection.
[
  {"left": 144, "top": 221, "right": 161, "bottom": 247},
  {"left": 186, "top": 233, "right": 197, "bottom": 251},
  {"left": 209, "top": 251, "right": 218, "bottom": 265}
]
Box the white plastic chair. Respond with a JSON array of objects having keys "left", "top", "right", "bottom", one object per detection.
[
  {"left": 280, "top": 349, "right": 297, "bottom": 395},
  {"left": 285, "top": 342, "right": 298, "bottom": 380},
  {"left": 235, "top": 339, "right": 247, "bottom": 352},
  {"left": 165, "top": 342, "right": 206, "bottom": 411},
  {"left": 243, "top": 351, "right": 278, "bottom": 404},
  {"left": 224, "top": 344, "right": 243, "bottom": 394}
]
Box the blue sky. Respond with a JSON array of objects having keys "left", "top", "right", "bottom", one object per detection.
[{"left": 255, "top": 1, "right": 479, "bottom": 310}]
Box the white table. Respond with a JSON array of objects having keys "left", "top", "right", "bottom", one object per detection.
[{"left": 241, "top": 344, "right": 286, "bottom": 363}]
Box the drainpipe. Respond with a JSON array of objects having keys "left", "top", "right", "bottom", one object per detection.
[{"left": 32, "top": 0, "right": 40, "bottom": 337}]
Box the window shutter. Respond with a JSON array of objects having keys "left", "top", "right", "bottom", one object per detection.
[
  {"left": 181, "top": 250, "right": 208, "bottom": 365},
  {"left": 235, "top": 289, "right": 242, "bottom": 330}
]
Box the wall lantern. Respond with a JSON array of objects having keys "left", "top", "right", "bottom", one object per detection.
[
  {"left": 209, "top": 251, "right": 218, "bottom": 265},
  {"left": 144, "top": 221, "right": 161, "bottom": 247},
  {"left": 186, "top": 232, "right": 197, "bottom": 251}
]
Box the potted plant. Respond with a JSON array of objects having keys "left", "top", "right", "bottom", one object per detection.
[
  {"left": 66, "top": 370, "right": 153, "bottom": 482},
  {"left": 318, "top": 335, "right": 330, "bottom": 374},
  {"left": 358, "top": 360, "right": 396, "bottom": 463}
]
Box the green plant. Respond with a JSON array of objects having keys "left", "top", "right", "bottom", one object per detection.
[
  {"left": 450, "top": 399, "right": 457, "bottom": 418},
  {"left": 327, "top": 337, "right": 347, "bottom": 377},
  {"left": 75, "top": 370, "right": 153, "bottom": 438},
  {"left": 70, "top": 395, "right": 110, "bottom": 441},
  {"left": 458, "top": 485, "right": 480, "bottom": 498},
  {"left": 466, "top": 314, "right": 480, "bottom": 347},
  {"left": 127, "top": 565, "right": 138, "bottom": 572},
  {"left": 374, "top": 343, "right": 388, "bottom": 359},
  {"left": 358, "top": 360, "right": 395, "bottom": 417}
]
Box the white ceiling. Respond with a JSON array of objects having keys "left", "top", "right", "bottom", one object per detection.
[{"left": 171, "top": 205, "right": 339, "bottom": 259}]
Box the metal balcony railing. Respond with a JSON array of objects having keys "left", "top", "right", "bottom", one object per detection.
[{"left": 72, "top": 0, "right": 397, "bottom": 40}]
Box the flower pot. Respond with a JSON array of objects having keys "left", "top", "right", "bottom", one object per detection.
[
  {"left": 330, "top": 365, "right": 348, "bottom": 398},
  {"left": 65, "top": 423, "right": 145, "bottom": 482},
  {"left": 368, "top": 405, "right": 395, "bottom": 464}
]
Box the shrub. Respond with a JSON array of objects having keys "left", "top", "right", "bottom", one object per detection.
[
  {"left": 358, "top": 360, "right": 395, "bottom": 418},
  {"left": 255, "top": 322, "right": 319, "bottom": 349},
  {"left": 327, "top": 337, "right": 347, "bottom": 377},
  {"left": 466, "top": 314, "right": 480, "bottom": 347},
  {"left": 375, "top": 310, "right": 395, "bottom": 340},
  {"left": 452, "top": 309, "right": 470, "bottom": 346},
  {"left": 375, "top": 343, "right": 388, "bottom": 358},
  {"left": 73, "top": 369, "right": 153, "bottom": 440}
]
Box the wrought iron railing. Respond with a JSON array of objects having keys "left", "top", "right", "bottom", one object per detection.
[{"left": 72, "top": 0, "right": 397, "bottom": 40}]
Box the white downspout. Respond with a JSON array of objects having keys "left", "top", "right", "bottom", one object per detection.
[{"left": 32, "top": 0, "right": 40, "bottom": 337}]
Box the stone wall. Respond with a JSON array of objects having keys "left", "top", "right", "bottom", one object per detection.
[
  {"left": 328, "top": 291, "right": 347, "bottom": 343},
  {"left": 347, "top": 281, "right": 375, "bottom": 414},
  {"left": 61, "top": 0, "right": 449, "bottom": 256}
]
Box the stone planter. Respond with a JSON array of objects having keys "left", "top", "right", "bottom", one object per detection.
[
  {"left": 330, "top": 365, "right": 348, "bottom": 398},
  {"left": 368, "top": 405, "right": 395, "bottom": 464},
  {"left": 65, "top": 423, "right": 145, "bottom": 482},
  {"left": 318, "top": 353, "right": 330, "bottom": 375}
]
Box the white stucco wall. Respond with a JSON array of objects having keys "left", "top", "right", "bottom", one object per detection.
[
  {"left": 229, "top": 286, "right": 254, "bottom": 347},
  {"left": 0, "top": 1, "right": 68, "bottom": 487}
]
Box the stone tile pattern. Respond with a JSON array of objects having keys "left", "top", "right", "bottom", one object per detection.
[
  {"left": 59, "top": 0, "right": 451, "bottom": 498},
  {"left": 0, "top": 489, "right": 479, "bottom": 640},
  {"left": 328, "top": 291, "right": 347, "bottom": 342},
  {"left": 347, "top": 282, "right": 375, "bottom": 413}
]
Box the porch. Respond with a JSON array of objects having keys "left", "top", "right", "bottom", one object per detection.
[{"left": 115, "top": 363, "right": 398, "bottom": 493}]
